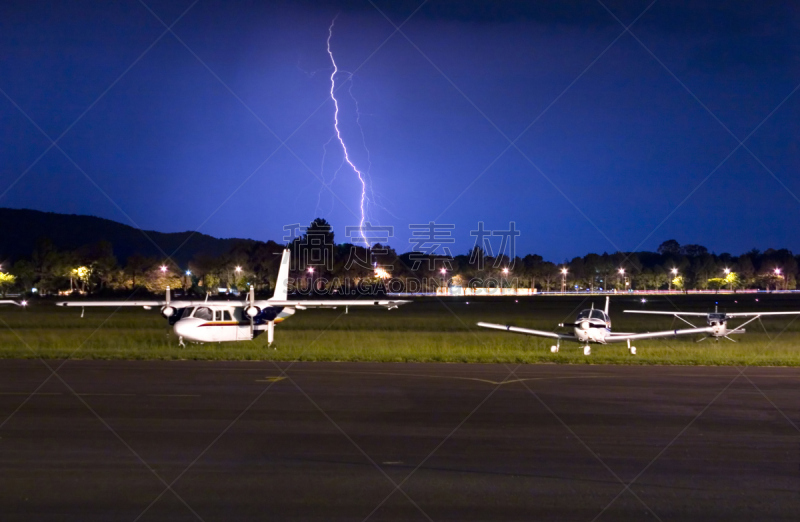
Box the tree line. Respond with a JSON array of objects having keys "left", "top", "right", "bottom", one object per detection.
[{"left": 0, "top": 219, "right": 796, "bottom": 297}]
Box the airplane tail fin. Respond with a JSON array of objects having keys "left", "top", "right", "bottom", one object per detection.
[
  {"left": 270, "top": 249, "right": 291, "bottom": 301},
  {"left": 604, "top": 296, "right": 610, "bottom": 317}
]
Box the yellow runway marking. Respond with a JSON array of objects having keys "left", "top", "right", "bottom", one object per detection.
[{"left": 255, "top": 376, "right": 286, "bottom": 383}]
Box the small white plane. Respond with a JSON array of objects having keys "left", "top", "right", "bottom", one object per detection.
[
  {"left": 57, "top": 249, "right": 409, "bottom": 346},
  {"left": 624, "top": 304, "right": 800, "bottom": 342},
  {"left": 0, "top": 300, "right": 26, "bottom": 306},
  {"left": 478, "top": 297, "right": 715, "bottom": 355}
]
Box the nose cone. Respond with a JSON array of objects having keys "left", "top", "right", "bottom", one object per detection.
[
  {"left": 173, "top": 318, "right": 201, "bottom": 342},
  {"left": 580, "top": 321, "right": 590, "bottom": 330}
]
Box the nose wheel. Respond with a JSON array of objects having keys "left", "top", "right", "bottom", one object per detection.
[
  {"left": 583, "top": 345, "right": 591, "bottom": 356},
  {"left": 550, "top": 340, "right": 560, "bottom": 353},
  {"left": 626, "top": 339, "right": 636, "bottom": 355}
]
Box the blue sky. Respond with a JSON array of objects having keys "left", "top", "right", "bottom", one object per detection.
[{"left": 2, "top": 0, "right": 799, "bottom": 262}]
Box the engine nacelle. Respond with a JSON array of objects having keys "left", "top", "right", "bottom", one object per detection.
[{"left": 161, "top": 306, "right": 176, "bottom": 318}]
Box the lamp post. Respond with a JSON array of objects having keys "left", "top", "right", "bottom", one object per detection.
[
  {"left": 440, "top": 268, "right": 447, "bottom": 295},
  {"left": 618, "top": 268, "right": 627, "bottom": 292},
  {"left": 670, "top": 268, "right": 678, "bottom": 292},
  {"left": 774, "top": 267, "right": 782, "bottom": 290},
  {"left": 723, "top": 267, "right": 731, "bottom": 292},
  {"left": 502, "top": 267, "right": 509, "bottom": 290},
  {"left": 561, "top": 267, "right": 567, "bottom": 294},
  {"left": 307, "top": 267, "right": 314, "bottom": 292}
]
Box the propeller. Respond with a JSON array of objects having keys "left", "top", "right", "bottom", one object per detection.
[
  {"left": 559, "top": 321, "right": 593, "bottom": 329},
  {"left": 161, "top": 286, "right": 176, "bottom": 318},
  {"left": 248, "top": 285, "right": 255, "bottom": 339}
]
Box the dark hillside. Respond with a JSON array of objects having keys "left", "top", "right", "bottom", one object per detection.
[{"left": 0, "top": 208, "right": 258, "bottom": 265}]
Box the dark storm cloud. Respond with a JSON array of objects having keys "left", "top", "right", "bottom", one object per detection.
[{"left": 288, "top": 0, "right": 798, "bottom": 71}]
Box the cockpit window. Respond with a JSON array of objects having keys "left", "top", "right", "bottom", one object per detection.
[
  {"left": 193, "top": 307, "right": 213, "bottom": 320},
  {"left": 590, "top": 310, "right": 607, "bottom": 321},
  {"left": 577, "top": 309, "right": 608, "bottom": 321}
]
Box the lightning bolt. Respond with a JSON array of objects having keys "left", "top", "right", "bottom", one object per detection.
[{"left": 327, "top": 17, "right": 369, "bottom": 247}]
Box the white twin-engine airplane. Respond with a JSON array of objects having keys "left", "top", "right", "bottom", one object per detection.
[
  {"left": 623, "top": 305, "right": 800, "bottom": 342},
  {"left": 57, "top": 249, "right": 409, "bottom": 346},
  {"left": 478, "top": 297, "right": 716, "bottom": 355}
]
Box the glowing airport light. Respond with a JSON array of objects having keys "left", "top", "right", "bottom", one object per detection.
[
  {"left": 235, "top": 266, "right": 242, "bottom": 273},
  {"left": 724, "top": 268, "right": 730, "bottom": 275},
  {"left": 440, "top": 268, "right": 447, "bottom": 275},
  {"left": 159, "top": 265, "right": 167, "bottom": 273},
  {"left": 671, "top": 268, "right": 678, "bottom": 275},
  {"left": 618, "top": 268, "right": 625, "bottom": 275},
  {"left": 502, "top": 268, "right": 509, "bottom": 275},
  {"left": 561, "top": 268, "right": 568, "bottom": 275},
  {"left": 774, "top": 268, "right": 781, "bottom": 275},
  {"left": 307, "top": 267, "right": 314, "bottom": 274}
]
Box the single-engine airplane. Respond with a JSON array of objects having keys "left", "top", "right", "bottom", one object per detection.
[
  {"left": 57, "top": 249, "right": 409, "bottom": 346},
  {"left": 478, "top": 297, "right": 715, "bottom": 355},
  {"left": 0, "top": 300, "right": 26, "bottom": 307},
  {"left": 624, "top": 304, "right": 800, "bottom": 342}
]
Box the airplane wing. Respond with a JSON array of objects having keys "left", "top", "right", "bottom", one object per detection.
[
  {"left": 259, "top": 299, "right": 410, "bottom": 309},
  {"left": 56, "top": 298, "right": 409, "bottom": 310},
  {"left": 55, "top": 300, "right": 237, "bottom": 308},
  {"left": 724, "top": 311, "right": 800, "bottom": 318},
  {"left": 605, "top": 327, "right": 714, "bottom": 342},
  {"left": 624, "top": 310, "right": 708, "bottom": 316},
  {"left": 0, "top": 300, "right": 24, "bottom": 306},
  {"left": 477, "top": 322, "right": 577, "bottom": 340}
]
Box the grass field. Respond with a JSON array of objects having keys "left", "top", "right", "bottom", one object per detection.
[{"left": 1, "top": 294, "right": 800, "bottom": 365}]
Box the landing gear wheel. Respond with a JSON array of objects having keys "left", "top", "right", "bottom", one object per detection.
[
  {"left": 550, "top": 345, "right": 559, "bottom": 353},
  {"left": 583, "top": 345, "right": 591, "bottom": 356},
  {"left": 629, "top": 346, "right": 637, "bottom": 355},
  {"left": 178, "top": 336, "right": 185, "bottom": 348}
]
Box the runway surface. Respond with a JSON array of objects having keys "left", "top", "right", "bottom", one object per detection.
[{"left": 0, "top": 360, "right": 798, "bottom": 521}]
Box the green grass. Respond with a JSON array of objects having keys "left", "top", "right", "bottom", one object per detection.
[{"left": 1, "top": 294, "right": 800, "bottom": 364}]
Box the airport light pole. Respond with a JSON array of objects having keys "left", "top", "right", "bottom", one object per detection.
[
  {"left": 307, "top": 267, "right": 314, "bottom": 293},
  {"left": 234, "top": 266, "right": 243, "bottom": 294},
  {"left": 774, "top": 267, "right": 782, "bottom": 290},
  {"left": 561, "top": 267, "right": 567, "bottom": 294},
  {"left": 723, "top": 267, "right": 731, "bottom": 292},
  {"left": 670, "top": 268, "right": 678, "bottom": 292},
  {"left": 502, "top": 267, "right": 509, "bottom": 290},
  {"left": 440, "top": 268, "right": 447, "bottom": 295},
  {"left": 618, "top": 268, "right": 627, "bottom": 292}
]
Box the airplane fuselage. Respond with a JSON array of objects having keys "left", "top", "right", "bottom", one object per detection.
[
  {"left": 571, "top": 308, "right": 612, "bottom": 344},
  {"left": 171, "top": 304, "right": 295, "bottom": 343},
  {"left": 574, "top": 321, "right": 612, "bottom": 344}
]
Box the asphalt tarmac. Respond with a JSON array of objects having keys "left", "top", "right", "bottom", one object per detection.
[{"left": 0, "top": 360, "right": 798, "bottom": 521}]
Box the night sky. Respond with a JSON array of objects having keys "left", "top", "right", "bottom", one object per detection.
[{"left": 2, "top": 0, "right": 799, "bottom": 262}]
